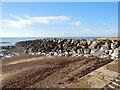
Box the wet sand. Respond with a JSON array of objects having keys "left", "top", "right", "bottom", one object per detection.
[{"left": 2, "top": 54, "right": 113, "bottom": 88}]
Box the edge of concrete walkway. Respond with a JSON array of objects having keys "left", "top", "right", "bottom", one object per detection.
[{"left": 65, "top": 59, "right": 119, "bottom": 88}]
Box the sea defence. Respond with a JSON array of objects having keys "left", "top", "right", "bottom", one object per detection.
[{"left": 15, "top": 38, "right": 120, "bottom": 59}]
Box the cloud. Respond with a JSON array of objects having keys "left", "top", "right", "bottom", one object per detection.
[
  {"left": 0, "top": 14, "right": 81, "bottom": 28},
  {"left": 10, "top": 14, "right": 21, "bottom": 20},
  {"left": 25, "top": 15, "right": 70, "bottom": 24},
  {"left": 70, "top": 21, "right": 81, "bottom": 26},
  {"left": 0, "top": 19, "right": 32, "bottom": 28}
]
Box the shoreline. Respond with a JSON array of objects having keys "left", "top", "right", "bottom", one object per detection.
[
  {"left": 0, "top": 37, "right": 120, "bottom": 60},
  {"left": 0, "top": 46, "right": 24, "bottom": 60}
]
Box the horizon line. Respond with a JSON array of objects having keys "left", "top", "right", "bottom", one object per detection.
[{"left": 0, "top": 36, "right": 118, "bottom": 38}]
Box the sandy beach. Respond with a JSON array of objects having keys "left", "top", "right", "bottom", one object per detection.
[{"left": 2, "top": 54, "right": 113, "bottom": 88}]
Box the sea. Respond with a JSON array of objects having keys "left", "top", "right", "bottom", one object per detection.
[{"left": 0, "top": 37, "right": 100, "bottom": 46}]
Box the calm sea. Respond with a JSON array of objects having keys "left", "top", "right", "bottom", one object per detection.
[{"left": 0, "top": 37, "right": 100, "bottom": 46}]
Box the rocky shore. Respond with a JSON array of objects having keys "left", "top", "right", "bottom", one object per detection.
[
  {"left": 0, "top": 46, "right": 23, "bottom": 60},
  {"left": 15, "top": 38, "right": 120, "bottom": 59}
]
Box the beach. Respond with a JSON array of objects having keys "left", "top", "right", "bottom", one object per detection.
[
  {"left": 2, "top": 54, "right": 113, "bottom": 88},
  {"left": 1, "top": 1, "right": 119, "bottom": 89},
  {"left": 1, "top": 37, "right": 120, "bottom": 89}
]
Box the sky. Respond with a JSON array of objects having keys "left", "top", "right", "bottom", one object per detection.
[{"left": 0, "top": 2, "right": 118, "bottom": 37}]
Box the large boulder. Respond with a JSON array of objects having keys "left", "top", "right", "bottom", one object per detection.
[
  {"left": 84, "top": 48, "right": 91, "bottom": 54},
  {"left": 92, "top": 50, "right": 109, "bottom": 58},
  {"left": 111, "top": 48, "right": 120, "bottom": 58},
  {"left": 89, "top": 41, "right": 98, "bottom": 49},
  {"left": 87, "top": 40, "right": 93, "bottom": 45},
  {"left": 111, "top": 41, "right": 119, "bottom": 49},
  {"left": 100, "top": 45, "right": 110, "bottom": 51},
  {"left": 77, "top": 48, "right": 84, "bottom": 54}
]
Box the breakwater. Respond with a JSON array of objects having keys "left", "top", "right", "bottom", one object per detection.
[{"left": 15, "top": 38, "right": 120, "bottom": 59}]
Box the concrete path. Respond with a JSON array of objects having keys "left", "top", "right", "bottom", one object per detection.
[
  {"left": 104, "top": 75, "right": 120, "bottom": 89},
  {"left": 65, "top": 59, "right": 119, "bottom": 88}
]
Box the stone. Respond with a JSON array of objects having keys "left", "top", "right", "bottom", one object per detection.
[
  {"left": 65, "top": 54, "right": 70, "bottom": 57},
  {"left": 80, "top": 40, "right": 88, "bottom": 46},
  {"left": 46, "top": 54, "right": 51, "bottom": 56},
  {"left": 0, "top": 55, "right": 5, "bottom": 60},
  {"left": 89, "top": 41, "right": 98, "bottom": 49},
  {"left": 111, "top": 42, "right": 118, "bottom": 49},
  {"left": 58, "top": 53, "right": 65, "bottom": 56},
  {"left": 110, "top": 57, "right": 115, "bottom": 59},
  {"left": 5, "top": 55, "right": 12, "bottom": 58},
  {"left": 77, "top": 43, "right": 80, "bottom": 47},
  {"left": 104, "top": 55, "right": 111, "bottom": 58},
  {"left": 72, "top": 47, "right": 77, "bottom": 52},
  {"left": 96, "top": 44, "right": 102, "bottom": 49},
  {"left": 84, "top": 54, "right": 93, "bottom": 57},
  {"left": 72, "top": 51, "right": 76, "bottom": 54},
  {"left": 66, "top": 39, "right": 72, "bottom": 45},
  {"left": 69, "top": 52, "right": 73, "bottom": 55},
  {"left": 72, "top": 53, "right": 79, "bottom": 56},
  {"left": 105, "top": 50, "right": 109, "bottom": 54},
  {"left": 92, "top": 50, "right": 106, "bottom": 58},
  {"left": 58, "top": 39, "right": 61, "bottom": 44},
  {"left": 1, "top": 46, "right": 15, "bottom": 49},
  {"left": 66, "top": 47, "right": 72, "bottom": 52},
  {"left": 36, "top": 52, "right": 41, "bottom": 55},
  {"left": 100, "top": 45, "right": 109, "bottom": 51},
  {"left": 31, "top": 53, "right": 35, "bottom": 55},
  {"left": 77, "top": 49, "right": 81, "bottom": 54},
  {"left": 24, "top": 50, "right": 28, "bottom": 54},
  {"left": 108, "top": 50, "right": 113, "bottom": 55},
  {"left": 99, "top": 55, "right": 110, "bottom": 58},
  {"left": 87, "top": 40, "right": 93, "bottom": 45},
  {"left": 71, "top": 39, "right": 74, "bottom": 44},
  {"left": 77, "top": 54, "right": 84, "bottom": 57},
  {"left": 54, "top": 52, "right": 58, "bottom": 56},
  {"left": 105, "top": 41, "right": 111, "bottom": 47},
  {"left": 114, "top": 41, "right": 119, "bottom": 47},
  {"left": 49, "top": 52, "right": 54, "bottom": 56},
  {"left": 111, "top": 48, "right": 120, "bottom": 58},
  {"left": 64, "top": 51, "right": 70, "bottom": 57},
  {"left": 15, "top": 52, "right": 20, "bottom": 56},
  {"left": 59, "top": 50, "right": 62, "bottom": 53},
  {"left": 84, "top": 48, "right": 91, "bottom": 54},
  {"left": 90, "top": 49, "right": 98, "bottom": 54},
  {"left": 81, "top": 45, "right": 87, "bottom": 49},
  {"left": 41, "top": 53, "right": 46, "bottom": 55},
  {"left": 65, "top": 51, "right": 68, "bottom": 54},
  {"left": 80, "top": 40, "right": 88, "bottom": 48}
]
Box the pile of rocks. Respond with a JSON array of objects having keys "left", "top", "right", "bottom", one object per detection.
[
  {"left": 15, "top": 38, "right": 120, "bottom": 59},
  {"left": 0, "top": 46, "right": 20, "bottom": 60},
  {"left": 0, "top": 46, "right": 15, "bottom": 49}
]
